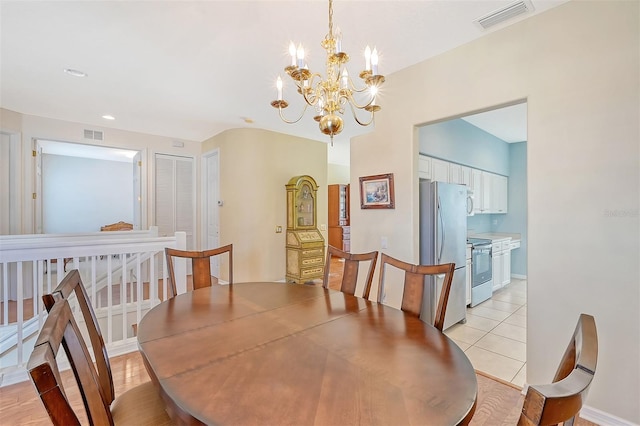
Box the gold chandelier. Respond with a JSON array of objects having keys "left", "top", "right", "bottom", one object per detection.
[{"left": 270, "top": 0, "right": 385, "bottom": 145}]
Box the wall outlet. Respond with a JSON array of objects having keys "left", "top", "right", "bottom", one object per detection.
[
  {"left": 319, "top": 224, "right": 327, "bottom": 231},
  {"left": 381, "top": 236, "right": 388, "bottom": 249},
  {"left": 275, "top": 225, "right": 282, "bottom": 233}
]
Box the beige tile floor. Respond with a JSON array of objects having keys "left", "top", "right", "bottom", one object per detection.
[{"left": 445, "top": 278, "right": 528, "bottom": 387}]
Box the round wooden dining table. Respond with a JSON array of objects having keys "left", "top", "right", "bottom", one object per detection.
[{"left": 137, "top": 282, "right": 477, "bottom": 425}]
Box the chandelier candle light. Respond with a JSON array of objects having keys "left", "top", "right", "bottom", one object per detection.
[{"left": 270, "top": 0, "right": 385, "bottom": 145}]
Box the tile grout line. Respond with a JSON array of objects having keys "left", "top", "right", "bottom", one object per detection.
[{"left": 447, "top": 278, "right": 527, "bottom": 386}]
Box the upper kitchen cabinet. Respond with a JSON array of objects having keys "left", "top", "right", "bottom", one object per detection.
[
  {"left": 493, "top": 174, "right": 508, "bottom": 213},
  {"left": 431, "top": 158, "right": 450, "bottom": 182},
  {"left": 420, "top": 155, "right": 507, "bottom": 214},
  {"left": 418, "top": 156, "right": 432, "bottom": 180},
  {"left": 449, "top": 163, "right": 471, "bottom": 186}
]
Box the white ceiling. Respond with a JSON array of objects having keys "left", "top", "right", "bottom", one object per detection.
[
  {"left": 1, "top": 1, "right": 559, "bottom": 148},
  {"left": 461, "top": 103, "right": 528, "bottom": 143}
]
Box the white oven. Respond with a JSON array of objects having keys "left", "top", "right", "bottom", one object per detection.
[{"left": 468, "top": 238, "right": 493, "bottom": 307}]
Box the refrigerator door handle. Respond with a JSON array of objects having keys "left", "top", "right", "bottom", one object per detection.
[{"left": 437, "top": 196, "right": 445, "bottom": 263}]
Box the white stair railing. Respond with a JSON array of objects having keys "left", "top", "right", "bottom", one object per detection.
[{"left": 0, "top": 228, "right": 187, "bottom": 386}]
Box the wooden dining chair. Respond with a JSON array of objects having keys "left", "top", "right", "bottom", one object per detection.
[
  {"left": 518, "top": 313, "right": 598, "bottom": 426},
  {"left": 376, "top": 253, "right": 455, "bottom": 332},
  {"left": 42, "top": 269, "right": 114, "bottom": 406},
  {"left": 322, "top": 246, "right": 378, "bottom": 299},
  {"left": 165, "top": 244, "right": 233, "bottom": 298},
  {"left": 28, "top": 298, "right": 173, "bottom": 425}
]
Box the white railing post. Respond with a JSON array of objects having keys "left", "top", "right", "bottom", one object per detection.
[{"left": 174, "top": 231, "right": 187, "bottom": 295}]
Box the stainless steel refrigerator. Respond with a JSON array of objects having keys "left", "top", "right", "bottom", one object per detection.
[{"left": 419, "top": 180, "right": 467, "bottom": 331}]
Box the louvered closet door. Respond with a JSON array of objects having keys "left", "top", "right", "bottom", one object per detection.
[{"left": 155, "top": 154, "right": 195, "bottom": 250}]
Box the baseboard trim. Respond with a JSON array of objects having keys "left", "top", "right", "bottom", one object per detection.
[
  {"left": 580, "top": 405, "right": 638, "bottom": 426},
  {"left": 511, "top": 273, "right": 527, "bottom": 280}
]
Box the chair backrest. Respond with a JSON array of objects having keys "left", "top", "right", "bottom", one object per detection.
[
  {"left": 322, "top": 246, "right": 378, "bottom": 299},
  {"left": 42, "top": 269, "right": 114, "bottom": 405},
  {"left": 518, "top": 313, "right": 598, "bottom": 426},
  {"left": 28, "top": 298, "right": 113, "bottom": 425},
  {"left": 376, "top": 253, "right": 455, "bottom": 332},
  {"left": 165, "top": 244, "right": 233, "bottom": 297}
]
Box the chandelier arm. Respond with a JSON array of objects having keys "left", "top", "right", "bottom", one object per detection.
[
  {"left": 347, "top": 101, "right": 375, "bottom": 127},
  {"left": 340, "top": 90, "right": 376, "bottom": 111},
  {"left": 293, "top": 73, "right": 324, "bottom": 106},
  {"left": 276, "top": 104, "right": 310, "bottom": 124}
]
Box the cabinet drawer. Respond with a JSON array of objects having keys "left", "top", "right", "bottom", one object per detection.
[
  {"left": 492, "top": 241, "right": 503, "bottom": 251},
  {"left": 301, "top": 248, "right": 324, "bottom": 257},
  {"left": 510, "top": 240, "right": 521, "bottom": 250},
  {"left": 342, "top": 226, "right": 350, "bottom": 235},
  {"left": 300, "top": 266, "right": 323, "bottom": 278},
  {"left": 343, "top": 240, "right": 350, "bottom": 252},
  {"left": 301, "top": 256, "right": 324, "bottom": 266}
]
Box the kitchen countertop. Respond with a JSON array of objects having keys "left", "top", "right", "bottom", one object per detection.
[{"left": 468, "top": 232, "right": 521, "bottom": 243}]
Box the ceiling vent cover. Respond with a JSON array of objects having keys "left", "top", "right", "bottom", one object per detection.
[
  {"left": 84, "top": 129, "right": 104, "bottom": 141},
  {"left": 474, "top": 0, "right": 535, "bottom": 30}
]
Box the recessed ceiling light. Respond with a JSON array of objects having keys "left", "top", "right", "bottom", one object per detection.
[
  {"left": 243, "top": 117, "right": 254, "bottom": 124},
  {"left": 102, "top": 115, "right": 115, "bottom": 120},
  {"left": 64, "top": 68, "right": 88, "bottom": 78}
]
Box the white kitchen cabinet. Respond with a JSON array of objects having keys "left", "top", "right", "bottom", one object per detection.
[
  {"left": 493, "top": 174, "right": 508, "bottom": 213},
  {"left": 431, "top": 158, "right": 450, "bottom": 182},
  {"left": 481, "top": 172, "right": 493, "bottom": 213},
  {"left": 492, "top": 241, "right": 503, "bottom": 292},
  {"left": 461, "top": 166, "right": 472, "bottom": 186},
  {"left": 418, "top": 155, "right": 432, "bottom": 180},
  {"left": 449, "top": 163, "right": 462, "bottom": 184},
  {"left": 491, "top": 238, "right": 511, "bottom": 291},
  {"left": 502, "top": 247, "right": 511, "bottom": 286},
  {"left": 466, "top": 245, "right": 472, "bottom": 306},
  {"left": 417, "top": 155, "right": 506, "bottom": 214},
  {"left": 449, "top": 163, "right": 472, "bottom": 187},
  {"left": 471, "top": 169, "right": 483, "bottom": 214}
]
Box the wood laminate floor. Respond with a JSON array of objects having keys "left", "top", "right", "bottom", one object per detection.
[
  {"left": 0, "top": 350, "right": 598, "bottom": 425},
  {"left": 1, "top": 262, "right": 598, "bottom": 425}
]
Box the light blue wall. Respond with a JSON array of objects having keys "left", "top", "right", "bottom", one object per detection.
[
  {"left": 43, "top": 154, "right": 133, "bottom": 233},
  {"left": 493, "top": 143, "right": 527, "bottom": 275},
  {"left": 419, "top": 119, "right": 528, "bottom": 276},
  {"left": 418, "top": 119, "right": 510, "bottom": 176}
]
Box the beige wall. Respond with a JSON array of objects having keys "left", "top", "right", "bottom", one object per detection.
[
  {"left": 0, "top": 108, "right": 22, "bottom": 132},
  {"left": 327, "top": 163, "right": 349, "bottom": 184},
  {"left": 202, "top": 128, "right": 328, "bottom": 283},
  {"left": 351, "top": 1, "right": 639, "bottom": 422}
]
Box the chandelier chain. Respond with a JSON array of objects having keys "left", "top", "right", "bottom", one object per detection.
[{"left": 328, "top": 0, "right": 333, "bottom": 37}]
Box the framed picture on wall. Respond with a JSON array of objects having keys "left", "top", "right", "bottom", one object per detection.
[{"left": 359, "top": 173, "right": 395, "bottom": 209}]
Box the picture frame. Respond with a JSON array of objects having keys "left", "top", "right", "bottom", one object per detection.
[{"left": 359, "top": 173, "right": 395, "bottom": 209}]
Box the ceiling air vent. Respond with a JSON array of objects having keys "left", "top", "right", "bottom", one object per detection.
[
  {"left": 474, "top": 0, "right": 535, "bottom": 30},
  {"left": 84, "top": 129, "right": 104, "bottom": 141}
]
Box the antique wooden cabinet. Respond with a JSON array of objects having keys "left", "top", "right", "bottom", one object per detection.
[
  {"left": 285, "top": 175, "right": 325, "bottom": 283},
  {"left": 328, "top": 184, "right": 350, "bottom": 252}
]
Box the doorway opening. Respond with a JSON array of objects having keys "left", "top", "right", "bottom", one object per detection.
[
  {"left": 418, "top": 101, "right": 528, "bottom": 387},
  {"left": 35, "top": 140, "right": 142, "bottom": 234}
]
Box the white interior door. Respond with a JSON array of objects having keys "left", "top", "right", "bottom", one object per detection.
[
  {"left": 34, "top": 140, "right": 43, "bottom": 233},
  {"left": 0, "top": 133, "right": 11, "bottom": 235},
  {"left": 132, "top": 151, "right": 142, "bottom": 230},
  {"left": 202, "top": 150, "right": 220, "bottom": 277},
  {"left": 155, "top": 153, "right": 195, "bottom": 249}
]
